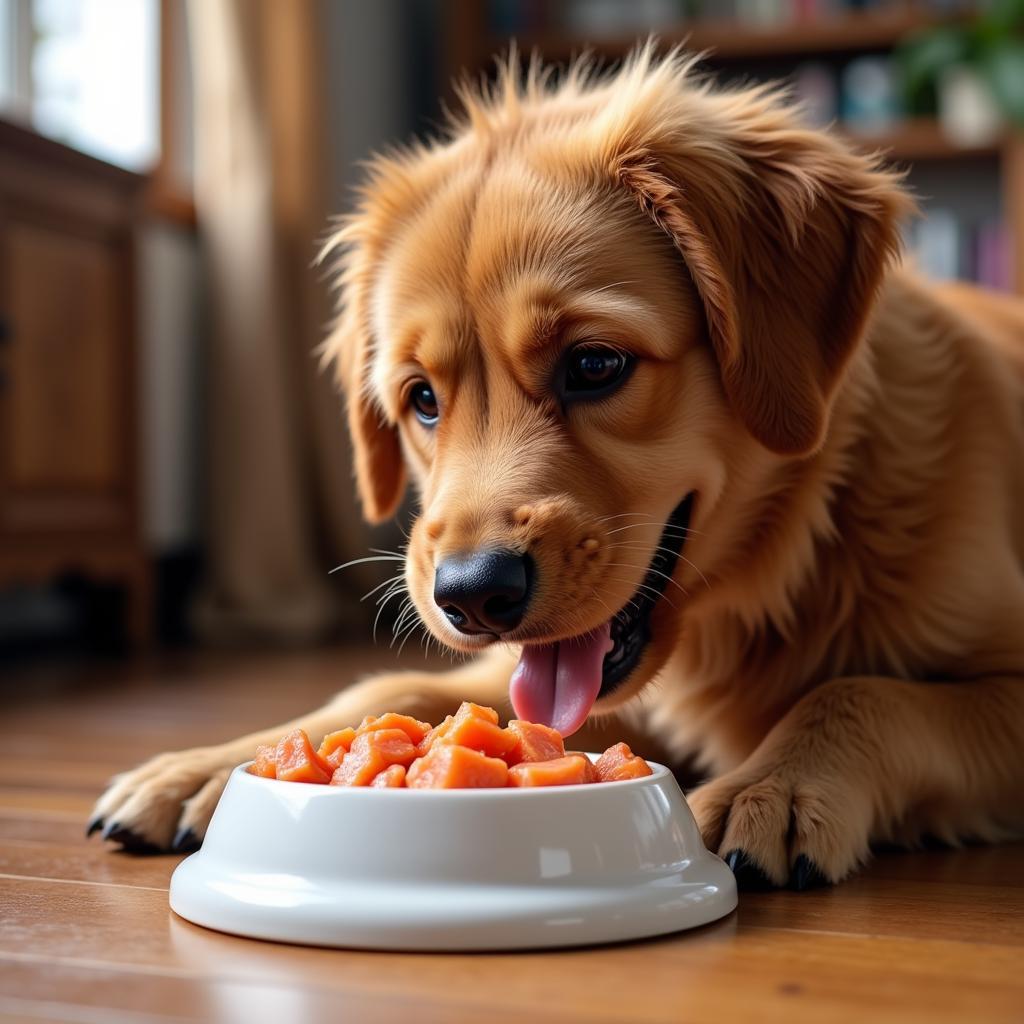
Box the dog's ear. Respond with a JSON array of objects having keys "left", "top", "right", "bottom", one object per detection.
[
  {"left": 321, "top": 234, "right": 406, "bottom": 524},
  {"left": 605, "top": 71, "right": 912, "bottom": 455}
]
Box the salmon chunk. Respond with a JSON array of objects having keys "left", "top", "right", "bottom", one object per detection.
[
  {"left": 274, "top": 729, "right": 332, "bottom": 785},
  {"left": 594, "top": 742, "right": 653, "bottom": 782},
  {"left": 330, "top": 729, "right": 418, "bottom": 787},
  {"left": 406, "top": 745, "right": 509, "bottom": 789},
  {"left": 507, "top": 753, "right": 596, "bottom": 788},
  {"left": 415, "top": 715, "right": 455, "bottom": 757},
  {"left": 248, "top": 744, "right": 278, "bottom": 779},
  {"left": 504, "top": 720, "right": 565, "bottom": 765},
  {"left": 356, "top": 713, "right": 432, "bottom": 745},
  {"left": 436, "top": 705, "right": 517, "bottom": 758},
  {"left": 317, "top": 728, "right": 357, "bottom": 770},
  {"left": 370, "top": 764, "right": 408, "bottom": 788}
]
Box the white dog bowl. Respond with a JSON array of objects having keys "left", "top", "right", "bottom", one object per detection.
[{"left": 169, "top": 759, "right": 737, "bottom": 951}]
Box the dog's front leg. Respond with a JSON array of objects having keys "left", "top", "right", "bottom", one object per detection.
[
  {"left": 88, "top": 649, "right": 516, "bottom": 853},
  {"left": 686, "top": 675, "right": 1024, "bottom": 889}
]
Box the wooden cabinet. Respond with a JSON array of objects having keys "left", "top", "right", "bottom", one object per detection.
[{"left": 0, "top": 120, "right": 149, "bottom": 644}]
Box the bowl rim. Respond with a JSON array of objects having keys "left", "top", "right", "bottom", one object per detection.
[{"left": 234, "top": 754, "right": 671, "bottom": 797}]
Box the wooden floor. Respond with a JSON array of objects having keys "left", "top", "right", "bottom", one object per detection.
[{"left": 1, "top": 647, "right": 1021, "bottom": 1024}]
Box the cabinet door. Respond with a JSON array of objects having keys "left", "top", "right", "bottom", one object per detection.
[{"left": 0, "top": 206, "right": 135, "bottom": 535}]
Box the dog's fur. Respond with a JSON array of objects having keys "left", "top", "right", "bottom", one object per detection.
[{"left": 92, "top": 49, "right": 1024, "bottom": 886}]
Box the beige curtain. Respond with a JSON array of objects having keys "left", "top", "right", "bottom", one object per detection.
[{"left": 186, "top": 0, "right": 385, "bottom": 642}]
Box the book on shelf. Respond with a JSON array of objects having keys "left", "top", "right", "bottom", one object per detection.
[
  {"left": 905, "top": 212, "right": 1013, "bottom": 291},
  {"left": 973, "top": 219, "right": 1013, "bottom": 292}
]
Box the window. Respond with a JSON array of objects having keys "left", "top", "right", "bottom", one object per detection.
[{"left": 0, "top": 0, "right": 159, "bottom": 172}]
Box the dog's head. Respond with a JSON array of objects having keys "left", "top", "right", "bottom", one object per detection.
[{"left": 322, "top": 49, "right": 910, "bottom": 734}]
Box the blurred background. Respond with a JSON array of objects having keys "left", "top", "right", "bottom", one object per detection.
[{"left": 0, "top": 0, "right": 1021, "bottom": 673}]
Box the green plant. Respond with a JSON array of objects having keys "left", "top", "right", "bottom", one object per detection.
[{"left": 897, "top": 0, "right": 1024, "bottom": 124}]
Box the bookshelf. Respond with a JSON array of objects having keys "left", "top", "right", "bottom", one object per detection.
[
  {"left": 444, "top": 2, "right": 1023, "bottom": 295},
  {"left": 497, "top": 9, "right": 959, "bottom": 62},
  {"left": 840, "top": 118, "right": 1004, "bottom": 161}
]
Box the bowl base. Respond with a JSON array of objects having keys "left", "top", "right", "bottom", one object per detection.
[{"left": 170, "top": 853, "right": 737, "bottom": 951}]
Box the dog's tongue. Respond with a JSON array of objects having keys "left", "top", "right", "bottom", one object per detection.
[{"left": 509, "top": 623, "right": 612, "bottom": 737}]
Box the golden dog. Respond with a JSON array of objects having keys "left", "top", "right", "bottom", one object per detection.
[{"left": 91, "top": 49, "right": 1024, "bottom": 889}]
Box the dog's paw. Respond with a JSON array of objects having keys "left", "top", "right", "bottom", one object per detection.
[
  {"left": 686, "top": 679, "right": 886, "bottom": 890},
  {"left": 687, "top": 758, "right": 872, "bottom": 891},
  {"left": 87, "top": 748, "right": 235, "bottom": 854}
]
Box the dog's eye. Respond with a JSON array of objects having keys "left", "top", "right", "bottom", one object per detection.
[
  {"left": 409, "top": 380, "right": 439, "bottom": 425},
  {"left": 564, "top": 345, "right": 632, "bottom": 397}
]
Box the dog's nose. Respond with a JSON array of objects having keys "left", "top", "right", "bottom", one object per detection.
[{"left": 433, "top": 549, "right": 532, "bottom": 635}]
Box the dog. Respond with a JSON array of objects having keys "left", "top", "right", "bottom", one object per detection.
[{"left": 90, "top": 48, "right": 1024, "bottom": 889}]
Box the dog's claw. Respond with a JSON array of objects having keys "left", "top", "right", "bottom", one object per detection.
[
  {"left": 101, "top": 821, "right": 163, "bottom": 855},
  {"left": 85, "top": 816, "right": 104, "bottom": 838},
  {"left": 171, "top": 827, "right": 201, "bottom": 853},
  {"left": 724, "top": 848, "right": 776, "bottom": 891},
  {"left": 789, "top": 854, "right": 829, "bottom": 891}
]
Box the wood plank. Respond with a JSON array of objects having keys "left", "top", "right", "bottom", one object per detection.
[
  {"left": 0, "top": 790, "right": 94, "bottom": 817},
  {"left": 0, "top": 840, "right": 180, "bottom": 890},
  {"left": 0, "top": 814, "right": 91, "bottom": 845},
  {"left": 856, "top": 843, "right": 1024, "bottom": 889},
  {"left": 0, "top": 760, "right": 126, "bottom": 792},
  {"left": 0, "top": 876, "right": 1021, "bottom": 1024},
  {"left": 0, "top": 958, "right": 445, "bottom": 1024},
  {"left": 740, "top": 879, "right": 1024, "bottom": 945}
]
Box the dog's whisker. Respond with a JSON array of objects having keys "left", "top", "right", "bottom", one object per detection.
[
  {"left": 375, "top": 579, "right": 407, "bottom": 605},
  {"left": 390, "top": 597, "right": 414, "bottom": 633},
  {"left": 602, "top": 524, "right": 700, "bottom": 540},
  {"left": 373, "top": 586, "right": 408, "bottom": 644},
  {"left": 595, "top": 512, "right": 658, "bottom": 523},
  {"left": 615, "top": 542, "right": 693, "bottom": 557},
  {"left": 372, "top": 586, "right": 408, "bottom": 642},
  {"left": 605, "top": 525, "right": 656, "bottom": 536},
  {"left": 393, "top": 621, "right": 416, "bottom": 652},
  {"left": 606, "top": 544, "right": 704, "bottom": 593},
  {"left": 605, "top": 573, "right": 674, "bottom": 609},
  {"left": 397, "top": 602, "right": 421, "bottom": 636},
  {"left": 678, "top": 555, "right": 711, "bottom": 589},
  {"left": 614, "top": 543, "right": 710, "bottom": 588},
  {"left": 604, "top": 561, "right": 689, "bottom": 598},
  {"left": 385, "top": 606, "right": 409, "bottom": 638},
  {"left": 374, "top": 592, "right": 407, "bottom": 622},
  {"left": 589, "top": 592, "right": 622, "bottom": 623},
  {"left": 391, "top": 598, "right": 417, "bottom": 637},
  {"left": 633, "top": 583, "right": 678, "bottom": 610},
  {"left": 605, "top": 578, "right": 663, "bottom": 613},
  {"left": 329, "top": 554, "right": 404, "bottom": 574},
  {"left": 605, "top": 521, "right": 705, "bottom": 537},
  {"left": 360, "top": 573, "right": 406, "bottom": 602},
  {"left": 395, "top": 616, "right": 423, "bottom": 656},
  {"left": 642, "top": 567, "right": 689, "bottom": 597},
  {"left": 391, "top": 621, "right": 418, "bottom": 654},
  {"left": 375, "top": 581, "right": 407, "bottom": 606}
]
